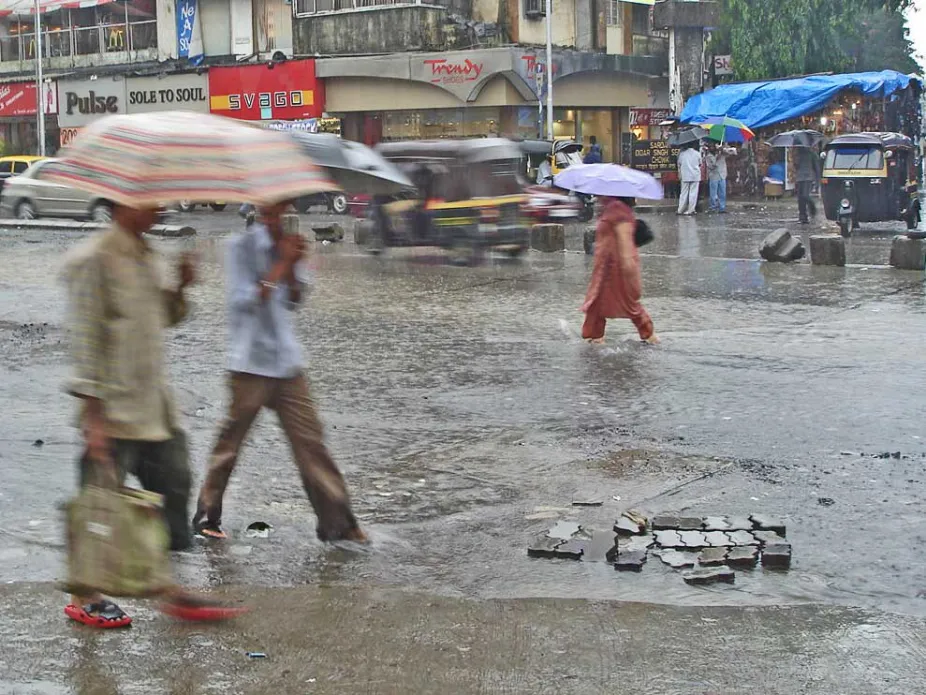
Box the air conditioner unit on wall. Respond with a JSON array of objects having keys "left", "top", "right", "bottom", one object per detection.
[{"left": 525, "top": 0, "right": 545, "bottom": 20}]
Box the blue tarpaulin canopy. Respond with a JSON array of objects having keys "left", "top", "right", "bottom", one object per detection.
[{"left": 680, "top": 71, "right": 921, "bottom": 130}]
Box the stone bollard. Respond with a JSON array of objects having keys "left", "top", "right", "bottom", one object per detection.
[
  {"left": 759, "top": 228, "right": 805, "bottom": 263},
  {"left": 583, "top": 226, "right": 596, "bottom": 255},
  {"left": 889, "top": 235, "right": 926, "bottom": 270},
  {"left": 531, "top": 224, "right": 565, "bottom": 253},
  {"left": 809, "top": 235, "right": 846, "bottom": 267},
  {"left": 312, "top": 223, "right": 345, "bottom": 242},
  {"left": 355, "top": 220, "right": 371, "bottom": 246},
  {"left": 281, "top": 213, "right": 300, "bottom": 237}
]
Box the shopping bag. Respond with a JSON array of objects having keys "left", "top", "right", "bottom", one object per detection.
[{"left": 63, "top": 486, "right": 172, "bottom": 597}]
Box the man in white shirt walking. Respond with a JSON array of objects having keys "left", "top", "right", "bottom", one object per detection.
[
  {"left": 193, "top": 201, "right": 366, "bottom": 544},
  {"left": 677, "top": 143, "right": 702, "bottom": 215}
]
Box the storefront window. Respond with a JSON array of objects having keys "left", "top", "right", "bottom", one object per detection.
[
  {"left": 579, "top": 108, "right": 613, "bottom": 162},
  {"left": 381, "top": 108, "right": 500, "bottom": 140}
]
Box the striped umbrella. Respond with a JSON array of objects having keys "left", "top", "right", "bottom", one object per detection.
[{"left": 40, "top": 111, "right": 338, "bottom": 208}]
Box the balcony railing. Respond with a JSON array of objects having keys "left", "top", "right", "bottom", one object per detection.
[
  {"left": 0, "top": 20, "right": 156, "bottom": 62},
  {"left": 295, "top": 0, "right": 416, "bottom": 17}
]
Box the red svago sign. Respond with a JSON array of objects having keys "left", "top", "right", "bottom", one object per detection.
[
  {"left": 424, "top": 58, "right": 484, "bottom": 85},
  {"left": 208, "top": 60, "right": 324, "bottom": 121}
]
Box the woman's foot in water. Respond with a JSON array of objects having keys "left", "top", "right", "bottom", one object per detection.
[{"left": 643, "top": 334, "right": 660, "bottom": 345}]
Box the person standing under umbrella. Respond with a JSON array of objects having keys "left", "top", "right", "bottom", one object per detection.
[
  {"left": 193, "top": 200, "right": 366, "bottom": 543},
  {"left": 706, "top": 142, "right": 737, "bottom": 213},
  {"left": 581, "top": 197, "right": 659, "bottom": 345},
  {"left": 677, "top": 143, "right": 702, "bottom": 215},
  {"left": 795, "top": 146, "right": 821, "bottom": 224}
]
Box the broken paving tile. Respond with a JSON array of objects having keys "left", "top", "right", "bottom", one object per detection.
[
  {"left": 701, "top": 516, "right": 732, "bottom": 531},
  {"left": 750, "top": 514, "right": 787, "bottom": 536},
  {"left": 653, "top": 530, "right": 684, "bottom": 548},
  {"left": 677, "top": 517, "right": 704, "bottom": 531},
  {"left": 726, "top": 546, "right": 759, "bottom": 569},
  {"left": 547, "top": 521, "right": 582, "bottom": 540},
  {"left": 761, "top": 543, "right": 792, "bottom": 569},
  {"left": 702, "top": 531, "right": 735, "bottom": 548},
  {"left": 619, "top": 535, "right": 654, "bottom": 553},
  {"left": 582, "top": 530, "right": 617, "bottom": 563},
  {"left": 527, "top": 535, "right": 563, "bottom": 559},
  {"left": 683, "top": 566, "right": 735, "bottom": 586},
  {"left": 677, "top": 531, "right": 708, "bottom": 548},
  {"left": 614, "top": 515, "right": 644, "bottom": 536},
  {"left": 752, "top": 530, "right": 787, "bottom": 547},
  {"left": 552, "top": 539, "right": 586, "bottom": 560},
  {"left": 651, "top": 515, "right": 680, "bottom": 530},
  {"left": 614, "top": 550, "right": 647, "bottom": 572},
  {"left": 725, "top": 530, "right": 760, "bottom": 547},
  {"left": 726, "top": 517, "right": 754, "bottom": 531},
  {"left": 697, "top": 548, "right": 728, "bottom": 567},
  {"left": 655, "top": 549, "right": 696, "bottom": 569}
]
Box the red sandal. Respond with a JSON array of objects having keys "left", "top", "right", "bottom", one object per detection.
[
  {"left": 65, "top": 600, "right": 132, "bottom": 629},
  {"left": 159, "top": 594, "right": 248, "bottom": 622}
]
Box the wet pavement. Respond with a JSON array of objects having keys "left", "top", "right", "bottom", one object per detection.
[{"left": 1, "top": 203, "right": 925, "bottom": 692}]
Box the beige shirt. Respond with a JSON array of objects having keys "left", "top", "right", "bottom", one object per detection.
[{"left": 63, "top": 225, "right": 187, "bottom": 441}]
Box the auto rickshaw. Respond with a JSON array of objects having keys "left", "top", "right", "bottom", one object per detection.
[
  {"left": 370, "top": 138, "right": 529, "bottom": 264},
  {"left": 821, "top": 132, "right": 920, "bottom": 237}
]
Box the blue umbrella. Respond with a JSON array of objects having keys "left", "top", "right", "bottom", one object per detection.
[{"left": 553, "top": 163, "right": 664, "bottom": 199}]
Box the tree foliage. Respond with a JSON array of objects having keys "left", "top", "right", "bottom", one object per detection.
[{"left": 714, "top": 0, "right": 918, "bottom": 81}]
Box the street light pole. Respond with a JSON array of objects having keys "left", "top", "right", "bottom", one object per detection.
[
  {"left": 33, "top": 0, "right": 46, "bottom": 156},
  {"left": 544, "top": 0, "right": 553, "bottom": 141}
]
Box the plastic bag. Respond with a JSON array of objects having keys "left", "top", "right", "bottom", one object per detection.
[{"left": 64, "top": 486, "right": 172, "bottom": 597}]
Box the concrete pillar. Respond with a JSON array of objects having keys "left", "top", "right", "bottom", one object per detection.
[
  {"left": 654, "top": 1, "right": 720, "bottom": 114},
  {"left": 890, "top": 235, "right": 926, "bottom": 270},
  {"left": 155, "top": 0, "right": 178, "bottom": 61},
  {"left": 312, "top": 223, "right": 345, "bottom": 242},
  {"left": 355, "top": 220, "right": 371, "bottom": 245},
  {"left": 809, "top": 235, "right": 846, "bottom": 267},
  {"left": 759, "top": 228, "right": 805, "bottom": 263},
  {"left": 530, "top": 224, "right": 565, "bottom": 252},
  {"left": 583, "top": 226, "right": 596, "bottom": 255}
]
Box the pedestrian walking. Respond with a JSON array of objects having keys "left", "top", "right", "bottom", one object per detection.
[
  {"left": 62, "top": 203, "right": 242, "bottom": 628},
  {"left": 192, "top": 201, "right": 366, "bottom": 544},
  {"left": 677, "top": 143, "right": 701, "bottom": 215},
  {"left": 706, "top": 143, "right": 737, "bottom": 213},
  {"left": 581, "top": 197, "right": 659, "bottom": 345},
  {"left": 795, "top": 147, "right": 821, "bottom": 224}
]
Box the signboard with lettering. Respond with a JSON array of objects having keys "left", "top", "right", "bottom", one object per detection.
[
  {"left": 0, "top": 81, "right": 58, "bottom": 117},
  {"left": 57, "top": 77, "right": 126, "bottom": 127},
  {"left": 60, "top": 127, "right": 81, "bottom": 149},
  {"left": 125, "top": 74, "right": 209, "bottom": 114},
  {"left": 714, "top": 55, "right": 733, "bottom": 76},
  {"left": 629, "top": 108, "right": 673, "bottom": 127},
  {"left": 631, "top": 139, "right": 680, "bottom": 173},
  {"left": 176, "top": 0, "right": 204, "bottom": 63},
  {"left": 208, "top": 60, "right": 323, "bottom": 121}
]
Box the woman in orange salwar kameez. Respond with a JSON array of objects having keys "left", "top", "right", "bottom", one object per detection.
[{"left": 581, "top": 197, "right": 659, "bottom": 344}]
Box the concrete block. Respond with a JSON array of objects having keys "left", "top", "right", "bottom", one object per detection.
[
  {"left": 809, "top": 235, "right": 846, "bottom": 267},
  {"left": 654, "top": 530, "right": 684, "bottom": 548},
  {"left": 761, "top": 543, "right": 792, "bottom": 569},
  {"left": 890, "top": 235, "right": 926, "bottom": 270},
  {"left": 677, "top": 531, "right": 708, "bottom": 548},
  {"left": 530, "top": 224, "right": 565, "bottom": 253},
  {"left": 355, "top": 220, "right": 371, "bottom": 246},
  {"left": 551, "top": 539, "right": 586, "bottom": 560},
  {"left": 547, "top": 521, "right": 582, "bottom": 540},
  {"left": 697, "top": 548, "right": 728, "bottom": 567},
  {"left": 312, "top": 223, "right": 345, "bottom": 242},
  {"left": 652, "top": 515, "right": 680, "bottom": 530},
  {"left": 527, "top": 535, "right": 562, "bottom": 559},
  {"left": 750, "top": 515, "right": 786, "bottom": 537},
  {"left": 676, "top": 517, "right": 703, "bottom": 531},
  {"left": 281, "top": 213, "right": 300, "bottom": 237},
  {"left": 655, "top": 548, "right": 696, "bottom": 569},
  {"left": 752, "top": 530, "right": 787, "bottom": 547},
  {"left": 582, "top": 530, "right": 617, "bottom": 563},
  {"left": 726, "top": 530, "right": 760, "bottom": 547},
  {"left": 614, "top": 550, "right": 648, "bottom": 572},
  {"left": 726, "top": 546, "right": 759, "bottom": 569},
  {"left": 702, "top": 531, "right": 735, "bottom": 547},
  {"left": 760, "top": 228, "right": 805, "bottom": 263},
  {"left": 583, "top": 226, "right": 596, "bottom": 255}
]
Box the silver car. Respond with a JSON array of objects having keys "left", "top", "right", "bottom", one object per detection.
[{"left": 0, "top": 158, "right": 113, "bottom": 222}]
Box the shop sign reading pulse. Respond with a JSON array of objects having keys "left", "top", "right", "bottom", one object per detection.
[{"left": 65, "top": 90, "right": 118, "bottom": 116}]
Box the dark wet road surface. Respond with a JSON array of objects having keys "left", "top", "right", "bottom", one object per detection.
[{"left": 1, "top": 204, "right": 925, "bottom": 625}]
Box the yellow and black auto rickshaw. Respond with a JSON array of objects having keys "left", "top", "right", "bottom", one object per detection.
[
  {"left": 821, "top": 132, "right": 920, "bottom": 237},
  {"left": 370, "top": 139, "right": 529, "bottom": 264}
]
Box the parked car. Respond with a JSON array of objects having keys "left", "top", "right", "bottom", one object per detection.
[
  {"left": 176, "top": 200, "right": 228, "bottom": 212},
  {"left": 292, "top": 191, "right": 348, "bottom": 215},
  {"left": 0, "top": 155, "right": 46, "bottom": 194},
  {"left": 522, "top": 185, "right": 581, "bottom": 223},
  {"left": 0, "top": 158, "right": 115, "bottom": 222}
]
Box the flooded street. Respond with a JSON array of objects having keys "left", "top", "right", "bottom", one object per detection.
[{"left": 2, "top": 204, "right": 926, "bottom": 692}]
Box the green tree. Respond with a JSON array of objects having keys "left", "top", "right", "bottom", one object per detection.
[
  {"left": 847, "top": 8, "right": 919, "bottom": 74},
  {"left": 714, "top": 0, "right": 917, "bottom": 81}
]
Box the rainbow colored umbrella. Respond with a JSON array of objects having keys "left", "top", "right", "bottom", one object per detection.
[{"left": 697, "top": 116, "right": 755, "bottom": 144}]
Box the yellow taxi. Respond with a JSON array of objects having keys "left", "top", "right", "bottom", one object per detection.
[{"left": 0, "top": 156, "right": 46, "bottom": 189}]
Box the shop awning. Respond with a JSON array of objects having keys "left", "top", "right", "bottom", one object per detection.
[
  {"left": 680, "top": 70, "right": 922, "bottom": 130},
  {"left": 0, "top": 0, "right": 119, "bottom": 16}
]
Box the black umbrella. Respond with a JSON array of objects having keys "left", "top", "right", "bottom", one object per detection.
[
  {"left": 667, "top": 127, "right": 708, "bottom": 146},
  {"left": 767, "top": 130, "right": 824, "bottom": 148}
]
